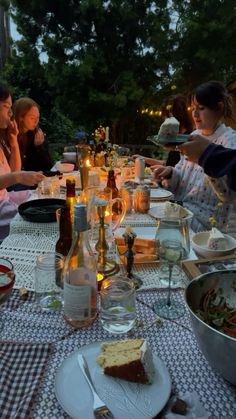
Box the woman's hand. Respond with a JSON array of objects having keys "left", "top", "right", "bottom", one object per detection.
[
  {"left": 7, "top": 119, "right": 19, "bottom": 147},
  {"left": 34, "top": 128, "right": 45, "bottom": 146},
  {"left": 16, "top": 171, "right": 45, "bottom": 186},
  {"left": 153, "top": 165, "right": 173, "bottom": 182}
]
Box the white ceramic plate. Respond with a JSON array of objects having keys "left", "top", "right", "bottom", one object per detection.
[
  {"left": 149, "top": 203, "right": 193, "bottom": 220},
  {"left": 55, "top": 341, "right": 171, "bottom": 419},
  {"left": 150, "top": 189, "right": 173, "bottom": 201}
]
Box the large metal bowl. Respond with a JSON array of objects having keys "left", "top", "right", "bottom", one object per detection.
[{"left": 185, "top": 270, "right": 236, "bottom": 385}]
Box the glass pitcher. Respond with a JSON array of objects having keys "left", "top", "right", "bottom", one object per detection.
[
  {"left": 82, "top": 186, "right": 126, "bottom": 245},
  {"left": 155, "top": 217, "right": 190, "bottom": 259}
]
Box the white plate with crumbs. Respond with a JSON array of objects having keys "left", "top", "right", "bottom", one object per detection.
[
  {"left": 150, "top": 189, "right": 173, "bottom": 201},
  {"left": 149, "top": 203, "right": 193, "bottom": 220},
  {"left": 55, "top": 341, "right": 171, "bottom": 419}
]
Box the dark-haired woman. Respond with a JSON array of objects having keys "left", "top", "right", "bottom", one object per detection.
[{"left": 154, "top": 81, "right": 236, "bottom": 232}]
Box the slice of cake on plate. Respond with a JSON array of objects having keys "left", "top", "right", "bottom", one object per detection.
[{"left": 96, "top": 338, "right": 155, "bottom": 384}]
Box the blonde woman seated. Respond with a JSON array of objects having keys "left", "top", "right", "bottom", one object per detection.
[{"left": 13, "top": 97, "right": 52, "bottom": 172}]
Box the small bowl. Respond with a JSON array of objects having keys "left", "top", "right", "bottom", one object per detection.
[
  {"left": 56, "top": 162, "right": 74, "bottom": 173},
  {"left": 63, "top": 152, "right": 77, "bottom": 163},
  {"left": 192, "top": 231, "right": 236, "bottom": 258}
]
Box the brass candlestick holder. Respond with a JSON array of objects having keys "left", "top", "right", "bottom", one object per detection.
[
  {"left": 80, "top": 165, "right": 89, "bottom": 190},
  {"left": 123, "top": 228, "right": 143, "bottom": 289},
  {"left": 95, "top": 203, "right": 119, "bottom": 277}
]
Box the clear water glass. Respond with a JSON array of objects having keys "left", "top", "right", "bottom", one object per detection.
[
  {"left": 35, "top": 252, "right": 64, "bottom": 312},
  {"left": 100, "top": 276, "right": 136, "bottom": 334}
]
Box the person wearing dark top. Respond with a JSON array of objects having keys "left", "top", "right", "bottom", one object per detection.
[
  {"left": 178, "top": 135, "right": 236, "bottom": 192},
  {"left": 133, "top": 94, "right": 194, "bottom": 167},
  {"left": 13, "top": 97, "right": 52, "bottom": 172}
]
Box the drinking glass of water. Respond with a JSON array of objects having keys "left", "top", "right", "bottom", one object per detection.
[
  {"left": 100, "top": 276, "right": 136, "bottom": 334},
  {"left": 35, "top": 252, "right": 64, "bottom": 312}
]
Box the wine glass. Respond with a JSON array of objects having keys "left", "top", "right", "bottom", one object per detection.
[
  {"left": 155, "top": 217, "right": 190, "bottom": 286},
  {"left": 0, "top": 258, "right": 15, "bottom": 331},
  {"left": 153, "top": 239, "right": 185, "bottom": 319}
]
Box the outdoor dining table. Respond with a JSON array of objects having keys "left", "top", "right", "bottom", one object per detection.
[{"left": 0, "top": 198, "right": 235, "bottom": 418}]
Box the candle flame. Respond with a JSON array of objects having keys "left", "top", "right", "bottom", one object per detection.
[
  {"left": 85, "top": 159, "right": 91, "bottom": 167},
  {"left": 97, "top": 273, "right": 104, "bottom": 282}
]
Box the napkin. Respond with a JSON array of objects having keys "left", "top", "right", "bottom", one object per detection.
[
  {"left": 0, "top": 341, "right": 52, "bottom": 419},
  {"left": 165, "top": 392, "right": 210, "bottom": 419}
]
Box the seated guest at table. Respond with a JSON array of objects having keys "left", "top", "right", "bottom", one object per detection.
[
  {"left": 0, "top": 161, "right": 44, "bottom": 242},
  {"left": 0, "top": 83, "right": 20, "bottom": 168},
  {"left": 154, "top": 80, "right": 236, "bottom": 232},
  {"left": 133, "top": 94, "right": 194, "bottom": 167},
  {"left": 178, "top": 136, "right": 236, "bottom": 192},
  {"left": 0, "top": 89, "right": 45, "bottom": 241},
  {"left": 13, "top": 97, "right": 52, "bottom": 172},
  {"left": 0, "top": 150, "right": 45, "bottom": 240}
]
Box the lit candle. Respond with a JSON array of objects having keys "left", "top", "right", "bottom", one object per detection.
[
  {"left": 97, "top": 273, "right": 104, "bottom": 281},
  {"left": 105, "top": 126, "right": 109, "bottom": 141}
]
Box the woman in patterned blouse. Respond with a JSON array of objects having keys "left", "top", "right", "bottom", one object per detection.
[{"left": 154, "top": 81, "right": 236, "bottom": 232}]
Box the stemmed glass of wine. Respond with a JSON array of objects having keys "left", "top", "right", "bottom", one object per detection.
[
  {"left": 153, "top": 239, "right": 185, "bottom": 319},
  {"left": 0, "top": 258, "right": 15, "bottom": 331}
]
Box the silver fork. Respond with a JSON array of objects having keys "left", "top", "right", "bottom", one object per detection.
[{"left": 77, "top": 353, "right": 115, "bottom": 419}]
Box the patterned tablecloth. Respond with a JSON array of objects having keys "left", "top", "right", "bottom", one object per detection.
[
  {"left": 1, "top": 289, "right": 235, "bottom": 419},
  {"left": 0, "top": 207, "right": 235, "bottom": 418}
]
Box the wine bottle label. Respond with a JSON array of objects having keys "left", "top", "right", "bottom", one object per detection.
[{"left": 64, "top": 282, "right": 92, "bottom": 320}]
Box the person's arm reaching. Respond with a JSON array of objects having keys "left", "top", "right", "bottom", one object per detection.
[
  {"left": 178, "top": 136, "right": 236, "bottom": 192},
  {"left": 0, "top": 171, "right": 45, "bottom": 190}
]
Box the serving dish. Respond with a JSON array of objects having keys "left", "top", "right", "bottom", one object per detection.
[
  {"left": 56, "top": 162, "right": 75, "bottom": 173},
  {"left": 147, "top": 134, "right": 189, "bottom": 147},
  {"left": 185, "top": 270, "right": 236, "bottom": 384},
  {"left": 18, "top": 198, "right": 66, "bottom": 223}
]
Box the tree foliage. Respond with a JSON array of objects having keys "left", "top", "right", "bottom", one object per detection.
[{"left": 0, "top": 0, "right": 236, "bottom": 146}]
